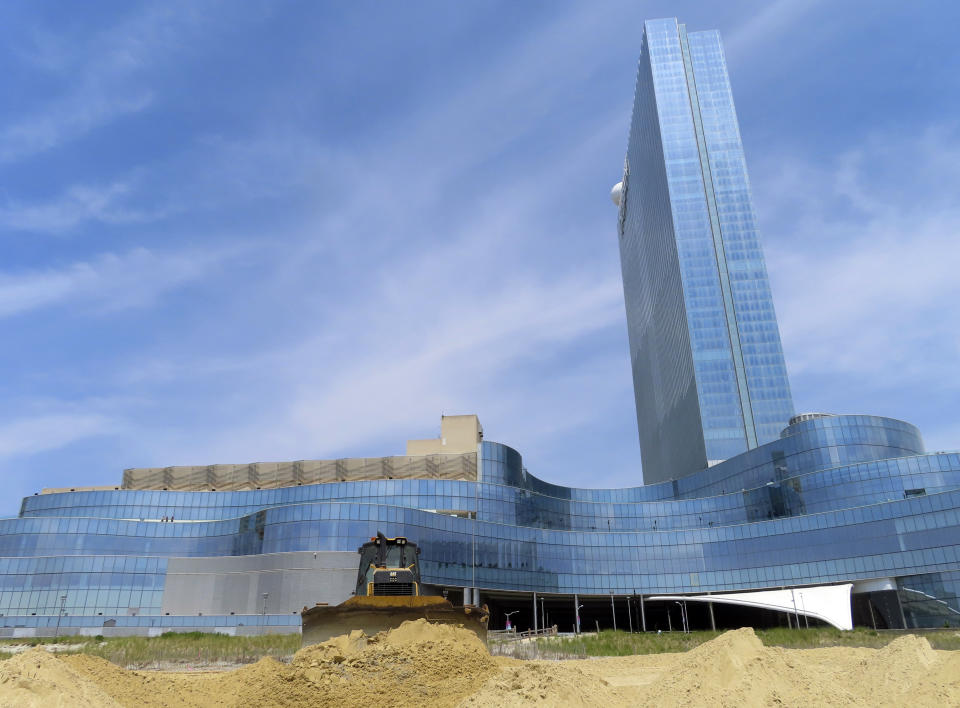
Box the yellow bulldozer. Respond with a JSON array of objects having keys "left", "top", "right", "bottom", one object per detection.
[{"left": 301, "top": 532, "right": 489, "bottom": 646}]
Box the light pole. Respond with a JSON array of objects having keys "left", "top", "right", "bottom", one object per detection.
[
  {"left": 576, "top": 604, "right": 584, "bottom": 635},
  {"left": 54, "top": 595, "right": 67, "bottom": 640},
  {"left": 261, "top": 592, "right": 269, "bottom": 634},
  {"left": 675, "top": 601, "right": 689, "bottom": 633},
  {"left": 610, "top": 591, "right": 617, "bottom": 631},
  {"left": 504, "top": 610, "right": 518, "bottom": 631},
  {"left": 790, "top": 588, "right": 801, "bottom": 628}
]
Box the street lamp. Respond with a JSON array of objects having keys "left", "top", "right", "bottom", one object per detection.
[
  {"left": 674, "top": 601, "right": 689, "bottom": 633},
  {"left": 261, "top": 592, "right": 269, "bottom": 634},
  {"left": 576, "top": 604, "right": 584, "bottom": 635},
  {"left": 55, "top": 595, "right": 67, "bottom": 640},
  {"left": 609, "top": 591, "right": 617, "bottom": 632},
  {"left": 504, "top": 610, "right": 518, "bottom": 631}
]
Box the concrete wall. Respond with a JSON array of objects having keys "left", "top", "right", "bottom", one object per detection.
[
  {"left": 0, "top": 623, "right": 302, "bottom": 639},
  {"left": 160, "top": 551, "right": 359, "bottom": 616},
  {"left": 407, "top": 415, "right": 482, "bottom": 456}
]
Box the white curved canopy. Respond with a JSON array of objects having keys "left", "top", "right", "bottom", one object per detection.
[{"left": 648, "top": 583, "right": 853, "bottom": 630}]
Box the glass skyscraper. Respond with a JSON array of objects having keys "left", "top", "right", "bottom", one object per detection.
[{"left": 616, "top": 18, "right": 794, "bottom": 484}]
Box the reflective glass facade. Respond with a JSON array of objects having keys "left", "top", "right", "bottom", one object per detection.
[
  {"left": 2, "top": 415, "right": 960, "bottom": 630},
  {"left": 620, "top": 18, "right": 793, "bottom": 483}
]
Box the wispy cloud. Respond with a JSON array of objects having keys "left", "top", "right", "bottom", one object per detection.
[
  {"left": 0, "top": 246, "right": 229, "bottom": 318},
  {"left": 724, "top": 0, "right": 829, "bottom": 57},
  {"left": 760, "top": 124, "right": 960, "bottom": 392},
  {"left": 0, "top": 180, "right": 163, "bottom": 233},
  {"left": 0, "top": 3, "right": 216, "bottom": 163},
  {"left": 0, "top": 413, "right": 115, "bottom": 461},
  {"left": 0, "top": 93, "right": 153, "bottom": 165},
  {"left": 103, "top": 94, "right": 631, "bottom": 466}
]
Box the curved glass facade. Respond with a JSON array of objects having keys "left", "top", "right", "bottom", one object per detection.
[{"left": 3, "top": 414, "right": 960, "bottom": 629}]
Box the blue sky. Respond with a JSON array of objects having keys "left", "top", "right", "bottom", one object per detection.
[{"left": 1, "top": 0, "right": 958, "bottom": 515}]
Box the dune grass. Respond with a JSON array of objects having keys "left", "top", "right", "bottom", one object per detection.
[
  {"left": 0, "top": 631, "right": 300, "bottom": 667},
  {"left": 527, "top": 626, "right": 960, "bottom": 658},
  {"left": 2, "top": 625, "right": 959, "bottom": 666}
]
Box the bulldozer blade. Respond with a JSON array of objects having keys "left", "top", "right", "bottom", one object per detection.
[{"left": 301, "top": 595, "right": 489, "bottom": 647}]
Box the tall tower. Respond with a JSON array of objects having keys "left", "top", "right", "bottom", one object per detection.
[{"left": 615, "top": 18, "right": 794, "bottom": 485}]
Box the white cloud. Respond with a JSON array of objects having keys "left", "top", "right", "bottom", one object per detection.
[
  {"left": 0, "top": 93, "right": 153, "bottom": 165},
  {"left": 0, "top": 413, "right": 115, "bottom": 460},
  {"left": 0, "top": 3, "right": 216, "bottom": 163},
  {"left": 759, "top": 125, "right": 960, "bottom": 390},
  {"left": 98, "top": 94, "right": 632, "bottom": 466},
  {"left": 0, "top": 246, "right": 227, "bottom": 318},
  {"left": 0, "top": 180, "right": 162, "bottom": 233},
  {"left": 724, "top": 0, "right": 829, "bottom": 57}
]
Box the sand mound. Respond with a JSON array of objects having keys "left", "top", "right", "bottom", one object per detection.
[
  {"left": 5, "top": 624, "right": 960, "bottom": 707},
  {"left": 288, "top": 618, "right": 497, "bottom": 706},
  {"left": 458, "top": 659, "right": 625, "bottom": 707},
  {"left": 0, "top": 647, "right": 121, "bottom": 708},
  {"left": 836, "top": 633, "right": 952, "bottom": 706},
  {"left": 293, "top": 628, "right": 370, "bottom": 662},
  {"left": 639, "top": 628, "right": 854, "bottom": 707},
  {"left": 62, "top": 618, "right": 496, "bottom": 708}
]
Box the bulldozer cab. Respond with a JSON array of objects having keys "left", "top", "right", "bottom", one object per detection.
[
  {"left": 302, "top": 531, "right": 489, "bottom": 646},
  {"left": 356, "top": 532, "right": 421, "bottom": 597}
]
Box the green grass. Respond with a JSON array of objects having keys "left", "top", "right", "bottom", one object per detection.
[
  {"left": 757, "top": 626, "right": 960, "bottom": 650},
  {"left": 528, "top": 627, "right": 960, "bottom": 659},
  {"left": 3, "top": 626, "right": 959, "bottom": 667},
  {"left": 0, "top": 632, "right": 300, "bottom": 668}
]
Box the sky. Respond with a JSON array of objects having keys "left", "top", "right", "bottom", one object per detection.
[{"left": 1, "top": 0, "right": 958, "bottom": 516}]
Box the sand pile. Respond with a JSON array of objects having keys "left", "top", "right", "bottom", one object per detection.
[
  {"left": 0, "top": 647, "right": 121, "bottom": 707},
  {"left": 459, "top": 658, "right": 626, "bottom": 707},
  {"left": 2, "top": 624, "right": 959, "bottom": 707},
  {"left": 59, "top": 618, "right": 496, "bottom": 708},
  {"left": 835, "top": 633, "right": 960, "bottom": 706},
  {"left": 286, "top": 618, "right": 498, "bottom": 706},
  {"left": 636, "top": 627, "right": 854, "bottom": 707}
]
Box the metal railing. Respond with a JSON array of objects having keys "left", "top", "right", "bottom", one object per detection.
[{"left": 517, "top": 625, "right": 558, "bottom": 639}]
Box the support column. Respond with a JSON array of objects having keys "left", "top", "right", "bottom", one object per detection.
[
  {"left": 533, "top": 592, "right": 538, "bottom": 633},
  {"left": 708, "top": 601, "right": 716, "bottom": 631},
  {"left": 574, "top": 593, "right": 580, "bottom": 634},
  {"left": 640, "top": 594, "right": 646, "bottom": 632},
  {"left": 610, "top": 593, "right": 617, "bottom": 631},
  {"left": 627, "top": 595, "right": 633, "bottom": 632},
  {"left": 896, "top": 585, "right": 908, "bottom": 629}
]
